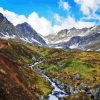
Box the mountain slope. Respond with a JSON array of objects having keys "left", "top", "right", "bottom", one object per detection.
[
  {"left": 0, "top": 38, "right": 51, "bottom": 100},
  {"left": 0, "top": 13, "right": 47, "bottom": 46},
  {"left": 45, "top": 26, "right": 100, "bottom": 51},
  {"left": 45, "top": 27, "right": 89, "bottom": 44},
  {"left": 0, "top": 13, "right": 21, "bottom": 38},
  {"left": 16, "top": 22, "right": 47, "bottom": 46}
]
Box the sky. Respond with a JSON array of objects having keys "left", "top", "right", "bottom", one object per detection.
[{"left": 0, "top": 0, "right": 100, "bottom": 36}]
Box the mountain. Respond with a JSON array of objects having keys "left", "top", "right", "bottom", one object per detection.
[
  {"left": 45, "top": 26, "right": 100, "bottom": 51},
  {"left": 0, "top": 10, "right": 100, "bottom": 100},
  {"left": 0, "top": 13, "right": 47, "bottom": 46},
  {"left": 16, "top": 22, "right": 47, "bottom": 46},
  {"left": 45, "top": 27, "right": 89, "bottom": 44},
  {"left": 0, "top": 13, "right": 21, "bottom": 38}
]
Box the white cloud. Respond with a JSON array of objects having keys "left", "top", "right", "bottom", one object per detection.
[
  {"left": 53, "top": 25, "right": 63, "bottom": 33},
  {"left": 75, "top": 21, "right": 95, "bottom": 29},
  {"left": 0, "top": 7, "right": 95, "bottom": 36},
  {"left": 0, "top": 7, "right": 27, "bottom": 25},
  {"left": 58, "top": 0, "right": 70, "bottom": 10},
  {"left": 74, "top": 0, "right": 100, "bottom": 16},
  {"left": 74, "top": 0, "right": 100, "bottom": 22},
  {"left": 27, "top": 12, "right": 53, "bottom": 36},
  {"left": 0, "top": 7, "right": 52, "bottom": 36},
  {"left": 53, "top": 15, "right": 95, "bottom": 33}
]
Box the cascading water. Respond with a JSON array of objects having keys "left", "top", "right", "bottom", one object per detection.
[{"left": 31, "top": 61, "right": 68, "bottom": 100}]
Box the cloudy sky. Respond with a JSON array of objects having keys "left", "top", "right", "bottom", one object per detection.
[{"left": 0, "top": 0, "right": 100, "bottom": 36}]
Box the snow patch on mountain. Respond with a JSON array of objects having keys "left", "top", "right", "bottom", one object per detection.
[
  {"left": 69, "top": 43, "right": 79, "bottom": 49},
  {"left": 0, "top": 32, "right": 16, "bottom": 39}
]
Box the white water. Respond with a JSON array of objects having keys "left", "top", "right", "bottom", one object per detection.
[
  {"left": 30, "top": 61, "right": 68, "bottom": 100},
  {"left": 43, "top": 75, "right": 68, "bottom": 100}
]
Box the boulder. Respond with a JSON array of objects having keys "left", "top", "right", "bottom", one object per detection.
[
  {"left": 90, "top": 88, "right": 100, "bottom": 100},
  {"left": 79, "top": 83, "right": 88, "bottom": 91},
  {"left": 70, "top": 87, "right": 75, "bottom": 94},
  {"left": 73, "top": 73, "right": 81, "bottom": 80}
]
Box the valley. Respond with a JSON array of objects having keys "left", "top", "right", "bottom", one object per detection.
[
  {"left": 0, "top": 38, "right": 100, "bottom": 100},
  {"left": 0, "top": 12, "right": 100, "bottom": 100}
]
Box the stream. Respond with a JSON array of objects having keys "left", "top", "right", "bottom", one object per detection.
[
  {"left": 30, "top": 61, "right": 68, "bottom": 100},
  {"left": 43, "top": 74, "right": 68, "bottom": 100}
]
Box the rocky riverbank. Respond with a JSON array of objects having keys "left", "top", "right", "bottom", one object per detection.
[
  {"left": 32, "top": 62, "right": 100, "bottom": 100},
  {"left": 45, "top": 73, "right": 100, "bottom": 100}
]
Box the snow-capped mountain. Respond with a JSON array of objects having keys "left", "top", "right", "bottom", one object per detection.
[
  {"left": 0, "top": 13, "right": 47, "bottom": 46},
  {"left": 45, "top": 26, "right": 100, "bottom": 51},
  {"left": 45, "top": 27, "right": 89, "bottom": 44},
  {"left": 0, "top": 12, "right": 100, "bottom": 51}
]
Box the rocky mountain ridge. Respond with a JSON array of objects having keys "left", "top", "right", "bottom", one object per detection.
[
  {"left": 0, "top": 12, "right": 100, "bottom": 51},
  {"left": 45, "top": 26, "right": 100, "bottom": 51},
  {"left": 0, "top": 13, "right": 47, "bottom": 46}
]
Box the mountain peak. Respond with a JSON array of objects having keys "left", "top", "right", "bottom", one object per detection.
[
  {"left": 16, "top": 22, "right": 47, "bottom": 45},
  {"left": 70, "top": 27, "right": 76, "bottom": 30},
  {"left": 0, "top": 12, "right": 4, "bottom": 17},
  {"left": 0, "top": 12, "right": 6, "bottom": 22},
  {"left": 19, "top": 22, "right": 30, "bottom": 26},
  {"left": 0, "top": 13, "right": 21, "bottom": 36},
  {"left": 57, "top": 29, "right": 68, "bottom": 35},
  {"left": 17, "top": 22, "right": 32, "bottom": 29},
  {"left": 16, "top": 22, "right": 37, "bottom": 36}
]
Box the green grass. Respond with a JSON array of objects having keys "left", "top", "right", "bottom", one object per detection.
[
  {"left": 0, "top": 38, "right": 52, "bottom": 99},
  {"left": 63, "top": 58, "right": 93, "bottom": 73},
  {"left": 0, "top": 38, "right": 100, "bottom": 99}
]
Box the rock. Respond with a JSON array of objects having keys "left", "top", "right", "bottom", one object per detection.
[
  {"left": 79, "top": 83, "right": 88, "bottom": 91},
  {"left": 73, "top": 73, "right": 81, "bottom": 80},
  {"left": 39, "top": 95, "right": 44, "bottom": 100},
  {"left": 70, "top": 87, "right": 75, "bottom": 94},
  {"left": 56, "top": 80, "right": 61, "bottom": 85},
  {"left": 63, "top": 92, "right": 91, "bottom": 100},
  {"left": 53, "top": 91, "right": 66, "bottom": 96},
  {"left": 64, "top": 85, "right": 70, "bottom": 94},
  {"left": 90, "top": 88, "right": 100, "bottom": 100},
  {"left": 60, "top": 82, "right": 65, "bottom": 89},
  {"left": 52, "top": 78, "right": 56, "bottom": 82}
]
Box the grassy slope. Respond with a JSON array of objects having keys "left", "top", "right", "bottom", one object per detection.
[
  {"left": 30, "top": 46, "right": 100, "bottom": 89},
  {"left": 31, "top": 46, "right": 100, "bottom": 100},
  {"left": 0, "top": 38, "right": 51, "bottom": 100},
  {"left": 0, "top": 38, "right": 100, "bottom": 100}
]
